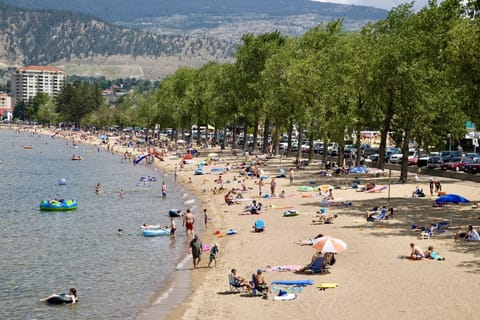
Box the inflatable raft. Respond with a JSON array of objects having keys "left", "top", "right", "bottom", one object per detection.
[
  {"left": 283, "top": 209, "right": 299, "bottom": 217},
  {"left": 169, "top": 209, "right": 183, "bottom": 217},
  {"left": 45, "top": 293, "right": 76, "bottom": 304},
  {"left": 143, "top": 228, "right": 170, "bottom": 237},
  {"left": 39, "top": 199, "right": 77, "bottom": 211}
]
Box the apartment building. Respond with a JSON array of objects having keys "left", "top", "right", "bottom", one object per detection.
[
  {"left": 0, "top": 92, "right": 12, "bottom": 120},
  {"left": 12, "top": 66, "right": 66, "bottom": 105}
]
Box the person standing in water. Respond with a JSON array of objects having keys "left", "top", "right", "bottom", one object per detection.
[
  {"left": 169, "top": 218, "right": 177, "bottom": 238},
  {"left": 95, "top": 182, "right": 103, "bottom": 194},
  {"left": 185, "top": 209, "right": 195, "bottom": 238}
]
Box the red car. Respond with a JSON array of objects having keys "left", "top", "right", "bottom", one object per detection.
[
  {"left": 440, "top": 157, "right": 474, "bottom": 171},
  {"left": 463, "top": 159, "right": 480, "bottom": 174}
]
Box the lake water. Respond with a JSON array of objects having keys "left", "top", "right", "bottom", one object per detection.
[{"left": 0, "top": 128, "right": 197, "bottom": 319}]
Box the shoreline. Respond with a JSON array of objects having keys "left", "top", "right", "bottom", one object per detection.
[{"left": 0, "top": 124, "right": 204, "bottom": 320}]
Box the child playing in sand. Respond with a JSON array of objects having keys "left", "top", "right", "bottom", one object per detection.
[{"left": 208, "top": 244, "right": 219, "bottom": 267}]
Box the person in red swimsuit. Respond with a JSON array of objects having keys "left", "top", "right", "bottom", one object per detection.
[{"left": 185, "top": 208, "right": 195, "bottom": 238}]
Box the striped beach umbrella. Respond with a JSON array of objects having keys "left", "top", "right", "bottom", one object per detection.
[{"left": 312, "top": 236, "right": 347, "bottom": 254}]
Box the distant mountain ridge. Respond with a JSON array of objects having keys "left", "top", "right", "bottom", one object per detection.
[
  {"left": 0, "top": 0, "right": 387, "bottom": 24},
  {"left": 0, "top": 1, "right": 387, "bottom": 79}
]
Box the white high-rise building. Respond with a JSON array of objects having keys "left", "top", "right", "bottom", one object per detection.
[{"left": 12, "top": 66, "right": 66, "bottom": 105}]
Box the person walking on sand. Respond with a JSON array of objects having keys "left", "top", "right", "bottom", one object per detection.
[
  {"left": 190, "top": 234, "right": 202, "bottom": 269},
  {"left": 161, "top": 181, "right": 167, "bottom": 197},
  {"left": 258, "top": 177, "right": 264, "bottom": 197},
  {"left": 289, "top": 168, "right": 295, "bottom": 185},
  {"left": 203, "top": 208, "right": 208, "bottom": 229},
  {"left": 270, "top": 177, "right": 276, "bottom": 196},
  {"left": 208, "top": 243, "right": 219, "bottom": 268}
]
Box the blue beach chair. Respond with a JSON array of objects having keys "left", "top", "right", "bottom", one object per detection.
[{"left": 305, "top": 257, "right": 328, "bottom": 274}]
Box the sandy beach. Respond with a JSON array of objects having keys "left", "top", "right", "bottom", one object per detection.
[
  {"left": 156, "top": 147, "right": 480, "bottom": 320},
  {"left": 14, "top": 126, "right": 480, "bottom": 320}
]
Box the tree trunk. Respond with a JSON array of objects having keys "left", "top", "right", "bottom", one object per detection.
[
  {"left": 242, "top": 122, "right": 248, "bottom": 152},
  {"left": 355, "top": 130, "right": 361, "bottom": 167},
  {"left": 287, "top": 120, "right": 293, "bottom": 158},
  {"left": 296, "top": 122, "right": 304, "bottom": 162},
  {"left": 308, "top": 131, "right": 314, "bottom": 163},
  {"left": 231, "top": 115, "right": 237, "bottom": 149},
  {"left": 399, "top": 128, "right": 411, "bottom": 183},
  {"left": 252, "top": 118, "right": 259, "bottom": 153},
  {"left": 378, "top": 90, "right": 395, "bottom": 170},
  {"left": 262, "top": 118, "right": 270, "bottom": 154},
  {"left": 273, "top": 123, "right": 280, "bottom": 155}
]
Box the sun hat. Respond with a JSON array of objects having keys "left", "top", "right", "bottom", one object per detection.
[{"left": 257, "top": 268, "right": 263, "bottom": 274}]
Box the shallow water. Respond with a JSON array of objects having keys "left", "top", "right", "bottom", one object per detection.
[{"left": 0, "top": 129, "right": 196, "bottom": 319}]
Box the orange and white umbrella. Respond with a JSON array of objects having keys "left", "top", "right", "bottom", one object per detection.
[{"left": 312, "top": 236, "right": 347, "bottom": 253}]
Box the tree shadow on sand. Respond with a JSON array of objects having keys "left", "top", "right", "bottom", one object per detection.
[{"left": 336, "top": 196, "right": 480, "bottom": 273}]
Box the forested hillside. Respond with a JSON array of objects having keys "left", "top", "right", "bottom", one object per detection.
[{"left": 0, "top": 3, "right": 236, "bottom": 65}]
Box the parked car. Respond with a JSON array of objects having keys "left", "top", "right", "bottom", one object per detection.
[
  {"left": 301, "top": 143, "right": 310, "bottom": 153},
  {"left": 328, "top": 146, "right": 339, "bottom": 156},
  {"left": 463, "top": 158, "right": 480, "bottom": 174},
  {"left": 367, "top": 153, "right": 380, "bottom": 162},
  {"left": 313, "top": 142, "right": 324, "bottom": 154},
  {"left": 417, "top": 156, "right": 431, "bottom": 167},
  {"left": 440, "top": 156, "right": 474, "bottom": 171},
  {"left": 388, "top": 153, "right": 403, "bottom": 164},
  {"left": 427, "top": 155, "right": 443, "bottom": 169},
  {"left": 326, "top": 142, "right": 339, "bottom": 156},
  {"left": 344, "top": 144, "right": 356, "bottom": 158},
  {"left": 439, "top": 150, "right": 462, "bottom": 163}
]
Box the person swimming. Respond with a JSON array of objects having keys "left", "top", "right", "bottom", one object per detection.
[{"left": 40, "top": 288, "right": 77, "bottom": 304}]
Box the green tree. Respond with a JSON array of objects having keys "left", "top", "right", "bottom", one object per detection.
[
  {"left": 27, "top": 92, "right": 50, "bottom": 121},
  {"left": 36, "top": 97, "right": 60, "bottom": 126},
  {"left": 235, "top": 31, "right": 286, "bottom": 152},
  {"left": 56, "top": 81, "right": 104, "bottom": 127}
]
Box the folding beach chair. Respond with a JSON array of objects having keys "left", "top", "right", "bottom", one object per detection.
[
  {"left": 305, "top": 257, "right": 328, "bottom": 274},
  {"left": 228, "top": 273, "right": 246, "bottom": 292}
]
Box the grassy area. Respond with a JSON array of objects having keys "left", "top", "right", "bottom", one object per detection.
[{"left": 62, "top": 64, "right": 145, "bottom": 79}]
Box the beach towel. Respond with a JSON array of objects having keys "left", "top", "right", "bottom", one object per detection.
[
  {"left": 297, "top": 186, "right": 317, "bottom": 192},
  {"left": 273, "top": 292, "right": 297, "bottom": 301},
  {"left": 272, "top": 286, "right": 305, "bottom": 294},
  {"left": 366, "top": 185, "right": 388, "bottom": 193},
  {"left": 265, "top": 265, "right": 302, "bottom": 272},
  {"left": 271, "top": 280, "right": 313, "bottom": 286},
  {"left": 270, "top": 205, "right": 294, "bottom": 209}
]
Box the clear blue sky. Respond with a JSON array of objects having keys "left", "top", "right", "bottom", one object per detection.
[{"left": 312, "top": 0, "right": 432, "bottom": 11}]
